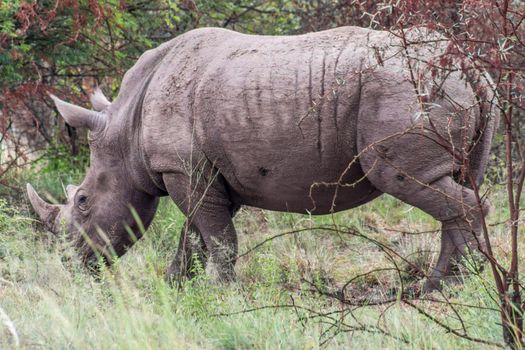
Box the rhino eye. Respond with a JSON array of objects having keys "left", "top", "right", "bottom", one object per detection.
[{"left": 76, "top": 194, "right": 89, "bottom": 211}]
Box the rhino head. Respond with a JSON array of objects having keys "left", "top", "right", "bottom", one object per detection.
[{"left": 27, "top": 88, "right": 159, "bottom": 266}]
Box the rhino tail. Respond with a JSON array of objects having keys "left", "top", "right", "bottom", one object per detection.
[{"left": 468, "top": 87, "right": 500, "bottom": 188}]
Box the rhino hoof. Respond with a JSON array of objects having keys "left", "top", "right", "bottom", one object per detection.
[{"left": 422, "top": 279, "right": 443, "bottom": 294}]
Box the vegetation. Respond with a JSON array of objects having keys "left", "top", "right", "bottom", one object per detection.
[
  {"left": 0, "top": 170, "right": 516, "bottom": 349},
  {"left": 1, "top": 0, "right": 524, "bottom": 348}
]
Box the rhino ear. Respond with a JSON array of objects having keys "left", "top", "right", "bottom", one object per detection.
[
  {"left": 66, "top": 184, "right": 79, "bottom": 201},
  {"left": 90, "top": 87, "right": 111, "bottom": 111},
  {"left": 49, "top": 94, "right": 106, "bottom": 132}
]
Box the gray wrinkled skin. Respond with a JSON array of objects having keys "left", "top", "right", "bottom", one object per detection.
[{"left": 28, "top": 27, "right": 498, "bottom": 292}]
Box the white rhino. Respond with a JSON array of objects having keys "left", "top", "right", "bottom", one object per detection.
[{"left": 27, "top": 26, "right": 498, "bottom": 292}]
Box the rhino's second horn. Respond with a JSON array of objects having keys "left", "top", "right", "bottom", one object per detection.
[{"left": 49, "top": 94, "right": 106, "bottom": 132}]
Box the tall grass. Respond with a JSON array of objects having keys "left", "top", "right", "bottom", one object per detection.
[{"left": 0, "top": 171, "right": 517, "bottom": 349}]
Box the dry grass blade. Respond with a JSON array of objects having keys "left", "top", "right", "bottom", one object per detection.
[{"left": 0, "top": 305, "right": 20, "bottom": 347}]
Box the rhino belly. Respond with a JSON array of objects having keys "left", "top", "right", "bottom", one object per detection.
[{"left": 225, "top": 159, "right": 382, "bottom": 214}]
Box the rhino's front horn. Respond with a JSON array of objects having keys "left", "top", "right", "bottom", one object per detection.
[
  {"left": 90, "top": 87, "right": 111, "bottom": 111},
  {"left": 26, "top": 183, "right": 61, "bottom": 233},
  {"left": 49, "top": 94, "right": 106, "bottom": 132}
]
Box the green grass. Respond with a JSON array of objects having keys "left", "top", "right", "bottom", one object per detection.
[{"left": 0, "top": 170, "right": 520, "bottom": 349}]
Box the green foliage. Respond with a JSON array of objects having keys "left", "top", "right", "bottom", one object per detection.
[
  {"left": 40, "top": 140, "right": 89, "bottom": 174},
  {"left": 0, "top": 1, "right": 23, "bottom": 84},
  {"left": 22, "top": 141, "right": 88, "bottom": 203},
  {"left": 0, "top": 0, "right": 301, "bottom": 97},
  {"left": 170, "top": 0, "right": 300, "bottom": 34},
  {"left": 1, "top": 1, "right": 159, "bottom": 91}
]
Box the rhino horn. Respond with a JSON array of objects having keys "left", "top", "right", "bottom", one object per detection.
[
  {"left": 90, "top": 87, "right": 111, "bottom": 111},
  {"left": 49, "top": 94, "right": 106, "bottom": 131},
  {"left": 26, "top": 183, "right": 61, "bottom": 233}
]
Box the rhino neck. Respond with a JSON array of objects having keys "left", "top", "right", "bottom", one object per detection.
[
  {"left": 108, "top": 41, "right": 173, "bottom": 198},
  {"left": 113, "top": 76, "right": 168, "bottom": 198},
  {"left": 126, "top": 132, "right": 167, "bottom": 197}
]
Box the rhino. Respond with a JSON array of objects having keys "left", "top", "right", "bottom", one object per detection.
[{"left": 27, "top": 26, "right": 498, "bottom": 292}]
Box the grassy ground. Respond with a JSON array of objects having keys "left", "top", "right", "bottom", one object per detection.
[{"left": 0, "top": 169, "right": 520, "bottom": 349}]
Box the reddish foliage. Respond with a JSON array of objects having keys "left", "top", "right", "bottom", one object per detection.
[
  {"left": 0, "top": 0, "right": 112, "bottom": 182},
  {"left": 12, "top": 0, "right": 109, "bottom": 41}
]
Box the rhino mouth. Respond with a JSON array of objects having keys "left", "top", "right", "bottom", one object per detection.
[{"left": 75, "top": 237, "right": 116, "bottom": 271}]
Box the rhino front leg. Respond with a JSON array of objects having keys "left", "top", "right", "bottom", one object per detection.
[
  {"left": 163, "top": 172, "right": 238, "bottom": 283},
  {"left": 166, "top": 223, "right": 208, "bottom": 282}
]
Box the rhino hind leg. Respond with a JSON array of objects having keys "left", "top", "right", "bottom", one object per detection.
[
  {"left": 362, "top": 166, "right": 490, "bottom": 292},
  {"left": 163, "top": 172, "right": 238, "bottom": 283},
  {"left": 420, "top": 178, "right": 490, "bottom": 292}
]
